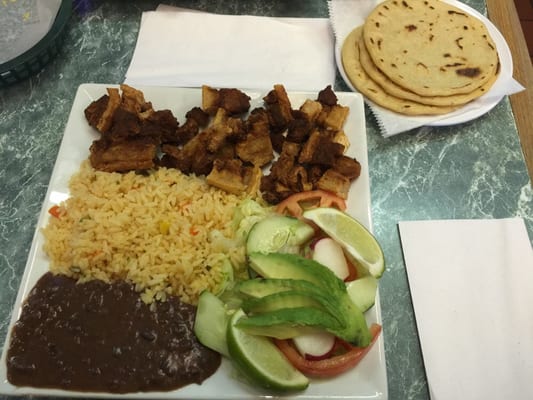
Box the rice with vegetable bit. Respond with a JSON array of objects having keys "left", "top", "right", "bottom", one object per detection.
[{"left": 43, "top": 160, "right": 254, "bottom": 304}]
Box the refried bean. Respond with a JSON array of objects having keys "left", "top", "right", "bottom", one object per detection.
[{"left": 6, "top": 272, "right": 221, "bottom": 393}]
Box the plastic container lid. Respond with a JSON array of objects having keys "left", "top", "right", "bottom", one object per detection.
[{"left": 0, "top": 0, "right": 72, "bottom": 88}]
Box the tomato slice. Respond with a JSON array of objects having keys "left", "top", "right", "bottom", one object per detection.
[
  {"left": 276, "top": 190, "right": 347, "bottom": 217},
  {"left": 274, "top": 323, "right": 381, "bottom": 378}
]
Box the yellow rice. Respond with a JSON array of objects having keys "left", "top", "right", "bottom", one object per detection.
[{"left": 42, "top": 160, "right": 248, "bottom": 304}]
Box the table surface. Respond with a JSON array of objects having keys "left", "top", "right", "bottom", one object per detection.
[
  {"left": 486, "top": 0, "right": 533, "bottom": 182},
  {"left": 1, "top": 1, "right": 532, "bottom": 399}
]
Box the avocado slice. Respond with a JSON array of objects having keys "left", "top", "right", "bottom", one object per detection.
[
  {"left": 248, "top": 252, "right": 346, "bottom": 293},
  {"left": 244, "top": 252, "right": 371, "bottom": 346},
  {"left": 236, "top": 307, "right": 344, "bottom": 339},
  {"left": 236, "top": 277, "right": 327, "bottom": 299},
  {"left": 335, "top": 291, "right": 372, "bottom": 346},
  {"left": 238, "top": 299, "right": 370, "bottom": 345},
  {"left": 242, "top": 289, "right": 341, "bottom": 320}
]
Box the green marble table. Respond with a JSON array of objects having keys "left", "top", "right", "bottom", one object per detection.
[{"left": 1, "top": 1, "right": 531, "bottom": 399}]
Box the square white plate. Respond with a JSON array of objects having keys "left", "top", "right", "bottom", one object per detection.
[{"left": 0, "top": 84, "right": 387, "bottom": 399}]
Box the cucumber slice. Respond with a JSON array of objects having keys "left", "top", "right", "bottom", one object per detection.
[
  {"left": 346, "top": 276, "right": 378, "bottom": 312},
  {"left": 246, "top": 216, "right": 314, "bottom": 255},
  {"left": 193, "top": 291, "right": 230, "bottom": 357}
]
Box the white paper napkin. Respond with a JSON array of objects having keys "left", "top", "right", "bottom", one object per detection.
[
  {"left": 328, "top": 0, "right": 525, "bottom": 137},
  {"left": 124, "top": 5, "right": 336, "bottom": 91},
  {"left": 398, "top": 218, "right": 533, "bottom": 400}
]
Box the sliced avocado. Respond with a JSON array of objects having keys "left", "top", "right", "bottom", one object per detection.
[
  {"left": 336, "top": 292, "right": 372, "bottom": 346},
  {"left": 242, "top": 289, "right": 340, "bottom": 320},
  {"left": 232, "top": 321, "right": 322, "bottom": 339},
  {"left": 236, "top": 307, "right": 344, "bottom": 339},
  {"left": 237, "top": 298, "right": 370, "bottom": 345},
  {"left": 248, "top": 252, "right": 346, "bottom": 293},
  {"left": 246, "top": 216, "right": 314, "bottom": 255},
  {"left": 236, "top": 278, "right": 325, "bottom": 298},
  {"left": 243, "top": 291, "right": 323, "bottom": 314},
  {"left": 245, "top": 252, "right": 371, "bottom": 346}
]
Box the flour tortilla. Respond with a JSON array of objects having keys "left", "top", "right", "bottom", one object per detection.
[
  {"left": 357, "top": 35, "right": 499, "bottom": 107},
  {"left": 362, "top": 0, "right": 499, "bottom": 97},
  {"left": 341, "top": 26, "right": 457, "bottom": 116}
]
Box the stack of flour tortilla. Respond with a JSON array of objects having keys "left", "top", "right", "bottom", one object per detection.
[{"left": 341, "top": 0, "right": 500, "bottom": 116}]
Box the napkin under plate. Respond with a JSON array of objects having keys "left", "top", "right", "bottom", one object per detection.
[
  {"left": 399, "top": 218, "right": 533, "bottom": 400},
  {"left": 125, "top": 5, "right": 336, "bottom": 92}
]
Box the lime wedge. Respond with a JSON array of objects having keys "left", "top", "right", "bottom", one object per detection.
[
  {"left": 227, "top": 309, "right": 309, "bottom": 392},
  {"left": 302, "top": 207, "right": 385, "bottom": 278}
]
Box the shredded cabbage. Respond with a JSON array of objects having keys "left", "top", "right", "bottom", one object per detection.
[{"left": 232, "top": 198, "right": 274, "bottom": 241}]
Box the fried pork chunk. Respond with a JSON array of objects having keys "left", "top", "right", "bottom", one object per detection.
[
  {"left": 84, "top": 88, "right": 121, "bottom": 133},
  {"left": 263, "top": 84, "right": 294, "bottom": 133},
  {"left": 299, "top": 99, "right": 323, "bottom": 122},
  {"left": 163, "top": 107, "right": 210, "bottom": 146},
  {"left": 144, "top": 110, "right": 180, "bottom": 143},
  {"left": 314, "top": 86, "right": 350, "bottom": 132},
  {"left": 84, "top": 93, "right": 111, "bottom": 130},
  {"left": 334, "top": 155, "right": 361, "bottom": 180},
  {"left": 206, "top": 159, "right": 262, "bottom": 196},
  {"left": 85, "top": 85, "right": 181, "bottom": 172},
  {"left": 202, "top": 85, "right": 251, "bottom": 116},
  {"left": 161, "top": 131, "right": 216, "bottom": 176},
  {"left": 317, "top": 85, "right": 338, "bottom": 106},
  {"left": 316, "top": 169, "right": 351, "bottom": 199},
  {"left": 120, "top": 84, "right": 154, "bottom": 117},
  {"left": 260, "top": 85, "right": 360, "bottom": 203},
  {"left": 286, "top": 110, "right": 313, "bottom": 143},
  {"left": 160, "top": 107, "right": 247, "bottom": 176},
  {"left": 206, "top": 109, "right": 246, "bottom": 152},
  {"left": 83, "top": 83, "right": 361, "bottom": 203},
  {"left": 298, "top": 130, "right": 344, "bottom": 166},
  {"left": 236, "top": 111, "right": 274, "bottom": 167},
  {"left": 89, "top": 137, "right": 158, "bottom": 172}
]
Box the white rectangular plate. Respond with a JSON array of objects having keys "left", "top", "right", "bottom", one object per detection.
[{"left": 0, "top": 84, "right": 387, "bottom": 399}]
